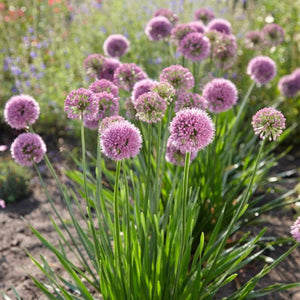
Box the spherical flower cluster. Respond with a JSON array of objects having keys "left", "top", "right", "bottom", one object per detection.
[
  {"left": 251, "top": 107, "right": 286, "bottom": 141},
  {"left": 278, "top": 74, "right": 299, "bottom": 98},
  {"left": 166, "top": 137, "right": 198, "bottom": 166},
  {"left": 93, "top": 92, "right": 119, "bottom": 121},
  {"left": 159, "top": 65, "right": 194, "bottom": 92},
  {"left": 145, "top": 16, "right": 172, "bottom": 41},
  {"left": 207, "top": 18, "right": 232, "bottom": 35},
  {"left": 154, "top": 8, "right": 178, "bottom": 26},
  {"left": 194, "top": 8, "right": 215, "bottom": 24},
  {"left": 84, "top": 54, "right": 104, "bottom": 78},
  {"left": 11, "top": 133, "right": 47, "bottom": 167},
  {"left": 203, "top": 78, "right": 238, "bottom": 113},
  {"left": 188, "top": 21, "right": 206, "bottom": 34},
  {"left": 89, "top": 79, "right": 119, "bottom": 97},
  {"left": 171, "top": 23, "right": 197, "bottom": 45},
  {"left": 262, "top": 23, "right": 284, "bottom": 46},
  {"left": 293, "top": 69, "right": 300, "bottom": 87},
  {"left": 4, "top": 94, "right": 40, "bottom": 129},
  {"left": 131, "top": 79, "right": 157, "bottom": 103},
  {"left": 175, "top": 92, "right": 207, "bottom": 112},
  {"left": 99, "top": 115, "right": 125, "bottom": 134},
  {"left": 247, "top": 56, "right": 277, "bottom": 85},
  {"left": 64, "top": 88, "right": 98, "bottom": 120},
  {"left": 100, "top": 120, "right": 142, "bottom": 161},
  {"left": 114, "top": 63, "right": 148, "bottom": 92},
  {"left": 178, "top": 32, "right": 210, "bottom": 62},
  {"left": 291, "top": 216, "right": 300, "bottom": 242},
  {"left": 245, "top": 31, "right": 263, "bottom": 50},
  {"left": 83, "top": 118, "right": 100, "bottom": 130},
  {"left": 151, "top": 81, "right": 176, "bottom": 104},
  {"left": 98, "top": 58, "right": 121, "bottom": 82},
  {"left": 103, "top": 34, "right": 130, "bottom": 58},
  {"left": 169, "top": 108, "right": 215, "bottom": 153},
  {"left": 134, "top": 92, "right": 167, "bottom": 123}
]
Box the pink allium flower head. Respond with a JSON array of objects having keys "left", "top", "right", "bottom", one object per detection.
[
  {"left": 291, "top": 216, "right": 300, "bottom": 243},
  {"left": 114, "top": 63, "right": 148, "bottom": 92},
  {"left": 93, "top": 92, "right": 119, "bottom": 121},
  {"left": 98, "top": 58, "right": 121, "bottom": 82},
  {"left": 169, "top": 108, "right": 215, "bottom": 153},
  {"left": 4, "top": 94, "right": 40, "bottom": 129},
  {"left": 166, "top": 137, "right": 198, "bottom": 166},
  {"left": 131, "top": 79, "right": 157, "bottom": 103},
  {"left": 151, "top": 81, "right": 176, "bottom": 104},
  {"left": 247, "top": 56, "right": 277, "bottom": 85},
  {"left": 160, "top": 65, "right": 194, "bottom": 92},
  {"left": 84, "top": 54, "right": 105, "bottom": 78},
  {"left": 194, "top": 8, "right": 215, "bottom": 24},
  {"left": 11, "top": 133, "right": 47, "bottom": 167},
  {"left": 89, "top": 79, "right": 119, "bottom": 97},
  {"left": 99, "top": 115, "right": 125, "bottom": 134},
  {"left": 188, "top": 21, "right": 206, "bottom": 34},
  {"left": 278, "top": 74, "right": 299, "bottom": 98},
  {"left": 134, "top": 92, "right": 167, "bottom": 123},
  {"left": 154, "top": 8, "right": 179, "bottom": 26},
  {"left": 64, "top": 88, "right": 98, "bottom": 120},
  {"left": 203, "top": 78, "right": 238, "bottom": 113},
  {"left": 251, "top": 107, "right": 286, "bottom": 141},
  {"left": 171, "top": 23, "right": 198, "bottom": 45},
  {"left": 262, "top": 23, "right": 285, "bottom": 46},
  {"left": 179, "top": 32, "right": 211, "bottom": 62},
  {"left": 103, "top": 34, "right": 130, "bottom": 58},
  {"left": 175, "top": 92, "right": 207, "bottom": 112},
  {"left": 83, "top": 118, "right": 100, "bottom": 130},
  {"left": 292, "top": 68, "right": 300, "bottom": 88},
  {"left": 100, "top": 121, "right": 142, "bottom": 161},
  {"left": 145, "top": 16, "right": 173, "bottom": 41},
  {"left": 245, "top": 31, "right": 263, "bottom": 50},
  {"left": 207, "top": 18, "right": 232, "bottom": 35}
]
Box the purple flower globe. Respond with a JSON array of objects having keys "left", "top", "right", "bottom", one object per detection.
[
  {"left": 291, "top": 216, "right": 300, "bottom": 242},
  {"left": 89, "top": 79, "right": 119, "bottom": 97},
  {"left": 178, "top": 32, "right": 211, "bottom": 62},
  {"left": 93, "top": 91, "right": 119, "bottom": 121},
  {"left": 83, "top": 118, "right": 100, "bottom": 130},
  {"left": 114, "top": 63, "right": 148, "bottom": 92},
  {"left": 245, "top": 31, "right": 263, "bottom": 50},
  {"left": 151, "top": 81, "right": 176, "bottom": 104},
  {"left": 100, "top": 121, "right": 142, "bottom": 161},
  {"left": 188, "top": 21, "right": 206, "bottom": 34},
  {"left": 64, "top": 88, "right": 98, "bottom": 120},
  {"left": 262, "top": 23, "right": 284, "bottom": 46},
  {"left": 98, "top": 58, "right": 121, "bottom": 82},
  {"left": 11, "top": 133, "right": 47, "bottom": 167},
  {"left": 145, "top": 16, "right": 172, "bottom": 41},
  {"left": 99, "top": 115, "right": 125, "bottom": 134},
  {"left": 169, "top": 108, "right": 215, "bottom": 153},
  {"left": 175, "top": 92, "right": 207, "bottom": 112},
  {"left": 203, "top": 78, "right": 238, "bottom": 113},
  {"left": 194, "top": 8, "right": 215, "bottom": 24},
  {"left": 154, "top": 8, "right": 178, "bottom": 26},
  {"left": 251, "top": 107, "right": 286, "bottom": 141},
  {"left": 134, "top": 92, "right": 167, "bottom": 123},
  {"left": 292, "top": 68, "right": 300, "bottom": 88},
  {"left": 171, "top": 23, "right": 198, "bottom": 45},
  {"left": 103, "top": 34, "right": 130, "bottom": 58},
  {"left": 131, "top": 79, "right": 157, "bottom": 103},
  {"left": 84, "top": 54, "right": 105, "bottom": 78},
  {"left": 159, "top": 65, "right": 194, "bottom": 92},
  {"left": 166, "top": 137, "right": 198, "bottom": 166},
  {"left": 247, "top": 56, "right": 277, "bottom": 85},
  {"left": 4, "top": 94, "right": 40, "bottom": 129},
  {"left": 207, "top": 18, "right": 232, "bottom": 35},
  {"left": 278, "top": 74, "right": 299, "bottom": 98}
]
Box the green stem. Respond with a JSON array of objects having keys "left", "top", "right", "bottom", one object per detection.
[
  {"left": 80, "top": 113, "right": 89, "bottom": 202},
  {"left": 144, "top": 123, "right": 152, "bottom": 215},
  {"left": 193, "top": 62, "right": 199, "bottom": 93}
]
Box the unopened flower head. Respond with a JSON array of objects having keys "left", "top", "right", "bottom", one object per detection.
[
  {"left": 291, "top": 216, "right": 300, "bottom": 243},
  {"left": 245, "top": 31, "right": 263, "bottom": 50},
  {"left": 203, "top": 78, "right": 238, "bottom": 113},
  {"left": 179, "top": 32, "right": 210, "bottom": 62},
  {"left": 188, "top": 21, "right": 206, "bottom": 34},
  {"left": 278, "top": 74, "right": 299, "bottom": 98},
  {"left": 166, "top": 137, "right": 198, "bottom": 166},
  {"left": 99, "top": 115, "right": 125, "bottom": 134},
  {"left": 262, "top": 23, "right": 284, "bottom": 46},
  {"left": 11, "top": 133, "right": 47, "bottom": 167},
  {"left": 207, "top": 18, "right": 232, "bottom": 35},
  {"left": 114, "top": 63, "right": 148, "bottom": 92},
  {"left": 103, "top": 34, "right": 130, "bottom": 58},
  {"left": 64, "top": 88, "right": 98, "bottom": 120},
  {"left": 145, "top": 16, "right": 172, "bottom": 41},
  {"left": 89, "top": 79, "right": 119, "bottom": 97},
  {"left": 93, "top": 91, "right": 119, "bottom": 121},
  {"left": 169, "top": 108, "right": 215, "bottom": 153},
  {"left": 134, "top": 92, "right": 167, "bottom": 123},
  {"left": 131, "top": 79, "right": 157, "bottom": 103},
  {"left": 171, "top": 23, "right": 197, "bottom": 45},
  {"left": 175, "top": 92, "right": 207, "bottom": 112},
  {"left": 194, "top": 8, "right": 215, "bottom": 24},
  {"left": 151, "top": 81, "right": 176, "bottom": 104},
  {"left": 100, "top": 121, "right": 142, "bottom": 161},
  {"left": 251, "top": 107, "right": 286, "bottom": 141},
  {"left": 4, "top": 94, "right": 40, "bottom": 129},
  {"left": 247, "top": 56, "right": 277, "bottom": 85},
  {"left": 84, "top": 54, "right": 104, "bottom": 78},
  {"left": 160, "top": 65, "right": 194, "bottom": 92},
  {"left": 154, "top": 8, "right": 178, "bottom": 26},
  {"left": 98, "top": 58, "right": 121, "bottom": 82}
]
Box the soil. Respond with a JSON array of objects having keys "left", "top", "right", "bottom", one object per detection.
[{"left": 0, "top": 147, "right": 300, "bottom": 300}]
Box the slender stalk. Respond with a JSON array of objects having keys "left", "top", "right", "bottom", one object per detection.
[
  {"left": 193, "top": 62, "right": 199, "bottom": 93},
  {"left": 144, "top": 123, "right": 152, "bottom": 214},
  {"left": 80, "top": 112, "right": 89, "bottom": 201}
]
